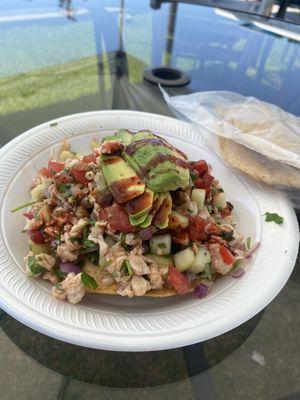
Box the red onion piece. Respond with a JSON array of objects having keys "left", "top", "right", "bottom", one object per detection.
[
  {"left": 139, "top": 227, "right": 153, "bottom": 241},
  {"left": 59, "top": 262, "right": 82, "bottom": 275},
  {"left": 245, "top": 242, "right": 261, "bottom": 260},
  {"left": 194, "top": 283, "right": 209, "bottom": 299},
  {"left": 231, "top": 267, "right": 245, "bottom": 279}
]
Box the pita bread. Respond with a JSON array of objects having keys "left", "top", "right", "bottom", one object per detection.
[
  {"left": 83, "top": 262, "right": 210, "bottom": 297},
  {"left": 219, "top": 137, "right": 300, "bottom": 189}
]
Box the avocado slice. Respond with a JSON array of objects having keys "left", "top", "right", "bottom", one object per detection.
[
  {"left": 122, "top": 133, "right": 190, "bottom": 192},
  {"left": 102, "top": 129, "right": 132, "bottom": 146},
  {"left": 153, "top": 192, "right": 172, "bottom": 229},
  {"left": 138, "top": 193, "right": 165, "bottom": 228},
  {"left": 101, "top": 155, "right": 145, "bottom": 203},
  {"left": 129, "top": 212, "right": 149, "bottom": 226},
  {"left": 124, "top": 189, "right": 154, "bottom": 226},
  {"left": 124, "top": 189, "right": 154, "bottom": 217}
]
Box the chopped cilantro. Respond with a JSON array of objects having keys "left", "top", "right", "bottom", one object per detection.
[
  {"left": 87, "top": 251, "right": 99, "bottom": 265},
  {"left": 77, "top": 260, "right": 85, "bottom": 268},
  {"left": 53, "top": 267, "right": 67, "bottom": 280},
  {"left": 81, "top": 272, "right": 98, "bottom": 290},
  {"left": 201, "top": 262, "right": 213, "bottom": 280},
  {"left": 28, "top": 256, "right": 46, "bottom": 275},
  {"left": 231, "top": 259, "right": 242, "bottom": 271},
  {"left": 246, "top": 237, "right": 251, "bottom": 250},
  {"left": 87, "top": 220, "right": 96, "bottom": 226},
  {"left": 264, "top": 212, "right": 284, "bottom": 225},
  {"left": 54, "top": 283, "right": 64, "bottom": 292},
  {"left": 157, "top": 243, "right": 167, "bottom": 249},
  {"left": 207, "top": 205, "right": 212, "bottom": 213},
  {"left": 11, "top": 200, "right": 38, "bottom": 213},
  {"left": 57, "top": 183, "right": 71, "bottom": 192},
  {"left": 120, "top": 233, "right": 130, "bottom": 251},
  {"left": 69, "top": 237, "right": 80, "bottom": 243},
  {"left": 122, "top": 260, "right": 133, "bottom": 276},
  {"left": 82, "top": 228, "right": 95, "bottom": 248},
  {"left": 222, "top": 230, "right": 233, "bottom": 241}
]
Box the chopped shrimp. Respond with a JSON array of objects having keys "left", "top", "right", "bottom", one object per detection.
[
  {"left": 148, "top": 265, "right": 163, "bottom": 290},
  {"left": 35, "top": 253, "right": 56, "bottom": 271},
  {"left": 56, "top": 243, "right": 79, "bottom": 262},
  {"left": 69, "top": 218, "right": 89, "bottom": 238},
  {"left": 42, "top": 271, "right": 59, "bottom": 284},
  {"left": 52, "top": 273, "right": 85, "bottom": 304},
  {"left": 128, "top": 255, "right": 150, "bottom": 275}
]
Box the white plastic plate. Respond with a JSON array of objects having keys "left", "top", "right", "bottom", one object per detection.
[{"left": 0, "top": 111, "right": 298, "bottom": 351}]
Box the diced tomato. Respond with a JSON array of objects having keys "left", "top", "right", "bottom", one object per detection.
[
  {"left": 220, "top": 206, "right": 231, "bottom": 218},
  {"left": 23, "top": 212, "right": 34, "bottom": 220},
  {"left": 219, "top": 245, "right": 235, "bottom": 265},
  {"left": 172, "top": 231, "right": 190, "bottom": 246},
  {"left": 71, "top": 163, "right": 89, "bottom": 185},
  {"left": 39, "top": 167, "right": 52, "bottom": 178},
  {"left": 205, "top": 222, "right": 221, "bottom": 236},
  {"left": 194, "top": 173, "right": 214, "bottom": 191},
  {"left": 28, "top": 230, "right": 45, "bottom": 244},
  {"left": 54, "top": 173, "right": 74, "bottom": 184},
  {"left": 39, "top": 168, "right": 52, "bottom": 178},
  {"left": 167, "top": 267, "right": 191, "bottom": 294},
  {"left": 192, "top": 160, "right": 209, "bottom": 176},
  {"left": 82, "top": 154, "right": 98, "bottom": 164},
  {"left": 48, "top": 160, "right": 65, "bottom": 174},
  {"left": 99, "top": 203, "right": 137, "bottom": 232},
  {"left": 188, "top": 216, "right": 208, "bottom": 242}
]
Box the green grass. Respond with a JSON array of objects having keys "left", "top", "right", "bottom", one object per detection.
[
  {"left": 0, "top": 53, "right": 147, "bottom": 116},
  {"left": 0, "top": 56, "right": 99, "bottom": 116}
]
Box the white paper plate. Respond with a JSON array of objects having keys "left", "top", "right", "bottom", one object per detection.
[{"left": 0, "top": 111, "right": 298, "bottom": 351}]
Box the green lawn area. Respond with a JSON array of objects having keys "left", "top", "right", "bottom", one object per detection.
[{"left": 0, "top": 53, "right": 147, "bottom": 117}]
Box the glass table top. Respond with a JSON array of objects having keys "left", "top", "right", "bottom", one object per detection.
[{"left": 0, "top": 1, "right": 299, "bottom": 399}]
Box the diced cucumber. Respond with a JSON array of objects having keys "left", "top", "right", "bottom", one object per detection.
[
  {"left": 39, "top": 204, "right": 51, "bottom": 223},
  {"left": 146, "top": 254, "right": 174, "bottom": 268},
  {"left": 174, "top": 248, "right": 195, "bottom": 272},
  {"left": 30, "top": 241, "right": 51, "bottom": 255},
  {"left": 191, "top": 189, "right": 206, "bottom": 210},
  {"left": 104, "top": 235, "right": 115, "bottom": 248},
  {"left": 30, "top": 183, "right": 47, "bottom": 201},
  {"left": 149, "top": 234, "right": 171, "bottom": 256},
  {"left": 167, "top": 211, "right": 189, "bottom": 230},
  {"left": 213, "top": 192, "right": 227, "bottom": 210},
  {"left": 59, "top": 150, "right": 77, "bottom": 161},
  {"left": 188, "top": 246, "right": 211, "bottom": 274}
]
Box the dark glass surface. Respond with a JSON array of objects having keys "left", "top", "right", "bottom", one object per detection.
[{"left": 0, "top": 1, "right": 299, "bottom": 399}]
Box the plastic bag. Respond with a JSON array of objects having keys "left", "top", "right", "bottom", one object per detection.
[{"left": 161, "top": 88, "right": 300, "bottom": 205}]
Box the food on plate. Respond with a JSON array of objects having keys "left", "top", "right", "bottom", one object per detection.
[{"left": 14, "top": 130, "right": 257, "bottom": 304}]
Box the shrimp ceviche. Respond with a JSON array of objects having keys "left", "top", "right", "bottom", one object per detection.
[{"left": 13, "top": 129, "right": 255, "bottom": 304}]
